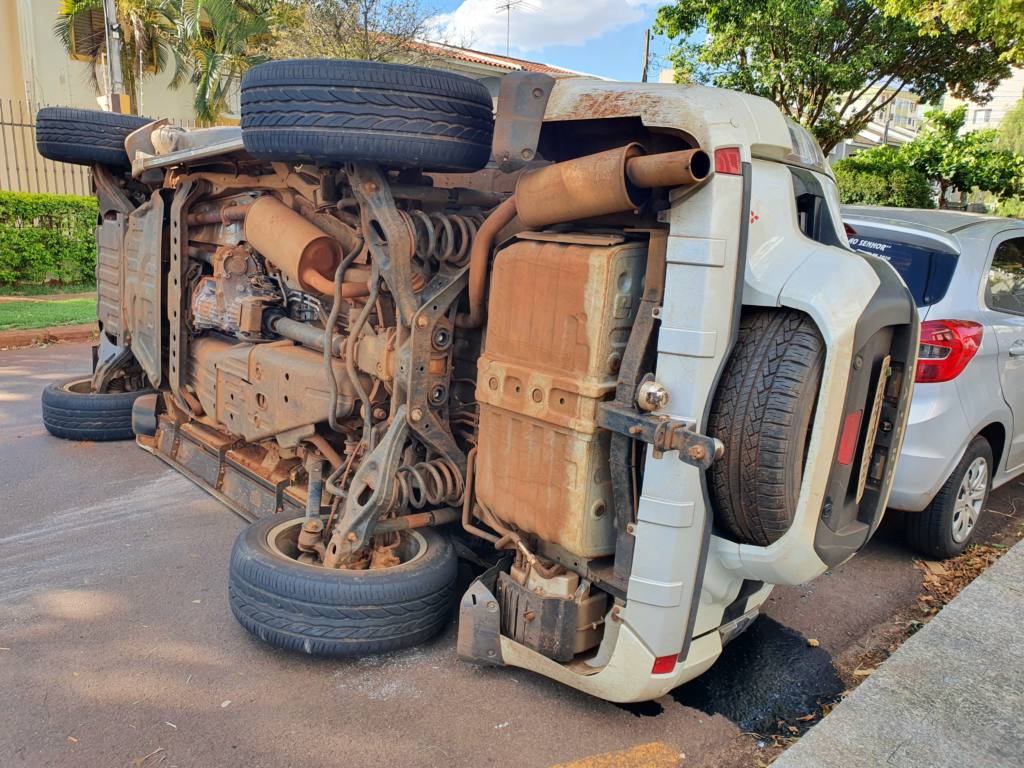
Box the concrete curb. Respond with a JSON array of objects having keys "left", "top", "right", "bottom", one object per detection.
[
  {"left": 0, "top": 322, "right": 97, "bottom": 349},
  {"left": 773, "top": 539, "right": 1024, "bottom": 768}
]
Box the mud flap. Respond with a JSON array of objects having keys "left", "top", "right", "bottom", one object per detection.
[{"left": 457, "top": 564, "right": 506, "bottom": 667}]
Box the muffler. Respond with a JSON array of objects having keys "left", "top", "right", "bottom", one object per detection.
[
  {"left": 514, "top": 144, "right": 711, "bottom": 228},
  {"left": 244, "top": 195, "right": 368, "bottom": 297}
]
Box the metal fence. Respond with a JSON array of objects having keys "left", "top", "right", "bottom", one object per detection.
[{"left": 0, "top": 100, "right": 94, "bottom": 197}]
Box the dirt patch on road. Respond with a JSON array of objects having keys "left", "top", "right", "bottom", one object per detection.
[{"left": 0, "top": 323, "right": 97, "bottom": 350}]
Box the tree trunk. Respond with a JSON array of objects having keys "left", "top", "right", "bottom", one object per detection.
[{"left": 938, "top": 181, "right": 948, "bottom": 209}]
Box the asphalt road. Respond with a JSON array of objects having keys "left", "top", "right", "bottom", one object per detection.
[{"left": 1, "top": 343, "right": 1021, "bottom": 768}]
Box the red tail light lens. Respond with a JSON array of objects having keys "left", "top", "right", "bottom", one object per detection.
[
  {"left": 915, "top": 320, "right": 983, "bottom": 383},
  {"left": 651, "top": 655, "right": 677, "bottom": 675},
  {"left": 837, "top": 409, "right": 863, "bottom": 465},
  {"left": 844, "top": 222, "right": 857, "bottom": 237},
  {"left": 714, "top": 146, "right": 741, "bottom": 175}
]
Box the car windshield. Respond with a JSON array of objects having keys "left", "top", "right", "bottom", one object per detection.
[{"left": 846, "top": 232, "right": 958, "bottom": 307}]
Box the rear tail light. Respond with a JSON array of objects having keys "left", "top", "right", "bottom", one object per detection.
[
  {"left": 915, "top": 320, "right": 983, "bottom": 383},
  {"left": 651, "top": 655, "right": 677, "bottom": 675},
  {"left": 714, "top": 146, "right": 741, "bottom": 175},
  {"left": 844, "top": 222, "right": 857, "bottom": 237}
]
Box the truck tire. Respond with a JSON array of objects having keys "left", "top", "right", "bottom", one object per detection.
[
  {"left": 41, "top": 376, "right": 155, "bottom": 441},
  {"left": 229, "top": 516, "right": 458, "bottom": 657},
  {"left": 240, "top": 59, "right": 494, "bottom": 172},
  {"left": 36, "top": 107, "right": 150, "bottom": 168},
  {"left": 905, "top": 436, "right": 991, "bottom": 559},
  {"left": 707, "top": 309, "right": 825, "bottom": 546}
]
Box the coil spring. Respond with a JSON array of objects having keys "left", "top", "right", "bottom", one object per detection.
[
  {"left": 395, "top": 458, "right": 465, "bottom": 510},
  {"left": 400, "top": 210, "right": 484, "bottom": 268}
]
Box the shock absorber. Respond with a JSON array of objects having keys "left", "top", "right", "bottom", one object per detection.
[{"left": 394, "top": 457, "right": 465, "bottom": 510}]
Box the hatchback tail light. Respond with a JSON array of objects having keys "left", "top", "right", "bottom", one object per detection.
[{"left": 915, "top": 320, "right": 983, "bottom": 383}]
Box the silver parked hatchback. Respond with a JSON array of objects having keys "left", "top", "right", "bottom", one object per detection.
[{"left": 843, "top": 206, "right": 1024, "bottom": 557}]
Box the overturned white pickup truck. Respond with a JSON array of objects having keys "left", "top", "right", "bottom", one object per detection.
[{"left": 36, "top": 60, "right": 917, "bottom": 702}]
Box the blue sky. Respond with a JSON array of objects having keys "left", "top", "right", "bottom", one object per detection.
[{"left": 430, "top": 1, "right": 675, "bottom": 82}]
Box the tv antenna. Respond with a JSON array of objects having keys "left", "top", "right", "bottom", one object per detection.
[{"left": 495, "top": 0, "right": 539, "bottom": 56}]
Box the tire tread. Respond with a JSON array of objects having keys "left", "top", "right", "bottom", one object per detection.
[
  {"left": 708, "top": 309, "right": 825, "bottom": 546},
  {"left": 240, "top": 60, "right": 493, "bottom": 172},
  {"left": 36, "top": 107, "right": 150, "bottom": 168},
  {"left": 228, "top": 517, "right": 458, "bottom": 658},
  {"left": 41, "top": 377, "right": 153, "bottom": 441}
]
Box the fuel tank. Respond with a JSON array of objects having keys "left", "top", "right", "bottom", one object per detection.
[{"left": 475, "top": 233, "right": 647, "bottom": 558}]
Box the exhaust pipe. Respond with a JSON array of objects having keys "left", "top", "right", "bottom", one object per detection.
[
  {"left": 514, "top": 143, "right": 650, "bottom": 229},
  {"left": 461, "top": 144, "right": 711, "bottom": 327}
]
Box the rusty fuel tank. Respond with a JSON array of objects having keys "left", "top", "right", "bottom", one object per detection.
[{"left": 474, "top": 232, "right": 647, "bottom": 558}]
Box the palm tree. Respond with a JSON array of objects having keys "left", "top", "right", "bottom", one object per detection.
[
  {"left": 166, "top": 0, "right": 272, "bottom": 125},
  {"left": 54, "top": 0, "right": 173, "bottom": 115}
]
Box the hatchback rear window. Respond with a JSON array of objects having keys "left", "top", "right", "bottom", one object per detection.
[{"left": 846, "top": 233, "right": 957, "bottom": 307}]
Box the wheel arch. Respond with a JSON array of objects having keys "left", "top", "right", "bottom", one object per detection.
[{"left": 977, "top": 421, "right": 1007, "bottom": 476}]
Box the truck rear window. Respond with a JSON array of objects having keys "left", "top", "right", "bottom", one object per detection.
[{"left": 846, "top": 234, "right": 957, "bottom": 307}]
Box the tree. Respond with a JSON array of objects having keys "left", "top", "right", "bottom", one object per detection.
[
  {"left": 997, "top": 99, "right": 1024, "bottom": 155},
  {"left": 904, "top": 106, "right": 1024, "bottom": 207},
  {"left": 878, "top": 0, "right": 1024, "bottom": 63},
  {"left": 653, "top": 0, "right": 1014, "bottom": 154},
  {"left": 54, "top": 0, "right": 173, "bottom": 115},
  {"left": 833, "top": 146, "right": 933, "bottom": 208},
  {"left": 270, "top": 0, "right": 441, "bottom": 64},
  {"left": 165, "top": 0, "right": 273, "bottom": 125}
]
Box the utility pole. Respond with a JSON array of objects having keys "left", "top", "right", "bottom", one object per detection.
[
  {"left": 641, "top": 28, "right": 651, "bottom": 83},
  {"left": 101, "top": 0, "right": 129, "bottom": 113}
]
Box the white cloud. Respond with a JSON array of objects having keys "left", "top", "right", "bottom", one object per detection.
[{"left": 431, "top": 0, "right": 665, "bottom": 54}]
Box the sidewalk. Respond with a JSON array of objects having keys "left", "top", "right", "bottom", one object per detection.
[{"left": 774, "top": 540, "right": 1024, "bottom": 768}]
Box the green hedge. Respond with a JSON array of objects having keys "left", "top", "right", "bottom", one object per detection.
[
  {"left": 0, "top": 191, "right": 98, "bottom": 285},
  {"left": 833, "top": 165, "right": 934, "bottom": 209}
]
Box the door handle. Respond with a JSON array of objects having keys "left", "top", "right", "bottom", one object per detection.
[{"left": 1010, "top": 340, "right": 1024, "bottom": 358}]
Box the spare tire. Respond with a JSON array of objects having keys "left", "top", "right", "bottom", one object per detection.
[
  {"left": 36, "top": 107, "right": 150, "bottom": 168},
  {"left": 707, "top": 309, "right": 825, "bottom": 546},
  {"left": 240, "top": 59, "right": 494, "bottom": 172},
  {"left": 229, "top": 516, "right": 458, "bottom": 657}
]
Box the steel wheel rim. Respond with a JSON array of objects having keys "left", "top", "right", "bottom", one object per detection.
[
  {"left": 952, "top": 456, "right": 987, "bottom": 544},
  {"left": 266, "top": 517, "right": 427, "bottom": 571},
  {"left": 63, "top": 378, "right": 93, "bottom": 395}
]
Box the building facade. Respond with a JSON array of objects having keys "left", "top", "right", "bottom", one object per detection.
[
  {"left": 945, "top": 67, "right": 1024, "bottom": 132},
  {"left": 828, "top": 86, "right": 925, "bottom": 162},
  {"left": 0, "top": 0, "right": 198, "bottom": 121}
]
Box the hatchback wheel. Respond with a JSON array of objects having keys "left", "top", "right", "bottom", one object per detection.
[{"left": 906, "top": 436, "right": 991, "bottom": 559}]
